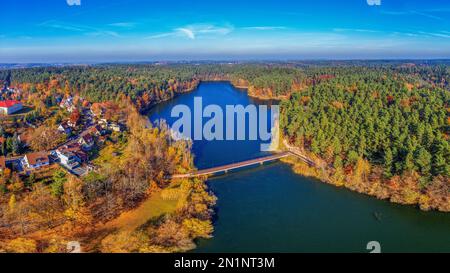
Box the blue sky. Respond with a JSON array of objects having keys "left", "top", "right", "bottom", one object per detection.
[{"left": 1, "top": 0, "right": 450, "bottom": 62}]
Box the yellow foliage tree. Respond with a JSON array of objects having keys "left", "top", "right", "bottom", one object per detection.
[
  {"left": 6, "top": 238, "right": 37, "bottom": 253},
  {"left": 182, "top": 218, "right": 213, "bottom": 239}
]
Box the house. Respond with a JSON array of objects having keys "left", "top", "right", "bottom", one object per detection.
[
  {"left": 97, "top": 118, "right": 108, "bottom": 128},
  {"left": 68, "top": 110, "right": 81, "bottom": 128},
  {"left": 58, "top": 122, "right": 72, "bottom": 135},
  {"left": 1, "top": 86, "right": 20, "bottom": 97},
  {"left": 22, "top": 152, "right": 49, "bottom": 170},
  {"left": 109, "top": 123, "right": 122, "bottom": 132},
  {"left": 67, "top": 105, "right": 76, "bottom": 113},
  {"left": 57, "top": 143, "right": 88, "bottom": 162},
  {"left": 56, "top": 149, "right": 80, "bottom": 170},
  {"left": 67, "top": 119, "right": 78, "bottom": 128},
  {"left": 78, "top": 134, "right": 94, "bottom": 151},
  {"left": 0, "top": 156, "right": 6, "bottom": 172},
  {"left": 90, "top": 125, "right": 106, "bottom": 136},
  {"left": 60, "top": 96, "right": 74, "bottom": 111},
  {"left": 60, "top": 99, "right": 76, "bottom": 113},
  {"left": 0, "top": 100, "right": 22, "bottom": 115}
]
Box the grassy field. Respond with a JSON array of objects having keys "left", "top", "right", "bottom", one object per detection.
[{"left": 102, "top": 187, "right": 180, "bottom": 232}]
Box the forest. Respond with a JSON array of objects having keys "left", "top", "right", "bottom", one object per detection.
[
  {"left": 281, "top": 65, "right": 449, "bottom": 211},
  {"left": 0, "top": 61, "right": 449, "bottom": 227}
]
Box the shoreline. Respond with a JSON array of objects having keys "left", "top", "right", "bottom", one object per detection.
[
  {"left": 197, "top": 79, "right": 290, "bottom": 101},
  {"left": 281, "top": 139, "right": 449, "bottom": 213},
  {"left": 140, "top": 82, "right": 200, "bottom": 114}
]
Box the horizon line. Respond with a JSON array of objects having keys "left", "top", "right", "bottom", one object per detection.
[{"left": 2, "top": 57, "right": 450, "bottom": 65}]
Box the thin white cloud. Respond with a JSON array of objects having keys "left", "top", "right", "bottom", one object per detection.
[
  {"left": 333, "top": 27, "right": 450, "bottom": 39},
  {"left": 380, "top": 10, "right": 444, "bottom": 21},
  {"left": 242, "top": 26, "right": 287, "bottom": 30},
  {"left": 38, "top": 21, "right": 121, "bottom": 38},
  {"left": 147, "top": 24, "right": 233, "bottom": 40},
  {"left": 39, "top": 21, "right": 84, "bottom": 31},
  {"left": 333, "top": 28, "right": 381, "bottom": 33},
  {"left": 417, "top": 31, "right": 450, "bottom": 38},
  {"left": 86, "top": 31, "right": 121, "bottom": 38},
  {"left": 192, "top": 24, "right": 233, "bottom": 35},
  {"left": 108, "top": 22, "right": 136, "bottom": 28},
  {"left": 146, "top": 33, "right": 174, "bottom": 39},
  {"left": 412, "top": 11, "right": 444, "bottom": 21},
  {"left": 175, "top": 28, "right": 195, "bottom": 39}
]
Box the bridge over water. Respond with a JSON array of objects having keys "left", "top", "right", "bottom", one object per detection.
[{"left": 170, "top": 149, "right": 314, "bottom": 179}]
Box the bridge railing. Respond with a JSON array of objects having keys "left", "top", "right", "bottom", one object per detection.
[{"left": 170, "top": 147, "right": 316, "bottom": 179}]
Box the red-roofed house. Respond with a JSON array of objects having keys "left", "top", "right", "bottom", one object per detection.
[{"left": 0, "top": 100, "right": 22, "bottom": 115}]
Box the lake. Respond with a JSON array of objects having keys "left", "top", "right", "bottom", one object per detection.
[{"left": 149, "top": 81, "right": 450, "bottom": 253}]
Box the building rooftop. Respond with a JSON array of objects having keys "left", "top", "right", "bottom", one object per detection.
[
  {"left": 0, "top": 100, "right": 21, "bottom": 108},
  {"left": 25, "top": 152, "right": 49, "bottom": 166},
  {"left": 81, "top": 134, "right": 94, "bottom": 143},
  {"left": 58, "top": 143, "right": 82, "bottom": 153}
]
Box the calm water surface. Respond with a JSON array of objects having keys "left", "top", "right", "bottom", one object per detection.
[{"left": 149, "top": 82, "right": 450, "bottom": 253}]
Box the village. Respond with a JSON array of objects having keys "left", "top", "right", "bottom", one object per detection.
[
  {"left": 0, "top": 81, "right": 126, "bottom": 181},
  {"left": 0, "top": 67, "right": 216, "bottom": 254}
]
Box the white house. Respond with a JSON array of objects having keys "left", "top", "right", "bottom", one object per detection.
[
  {"left": 0, "top": 100, "right": 22, "bottom": 115},
  {"left": 56, "top": 149, "right": 80, "bottom": 170},
  {"left": 60, "top": 97, "right": 76, "bottom": 113},
  {"left": 22, "top": 152, "right": 49, "bottom": 170},
  {"left": 58, "top": 122, "right": 72, "bottom": 135}
]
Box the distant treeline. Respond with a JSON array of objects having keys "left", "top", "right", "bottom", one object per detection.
[{"left": 0, "top": 64, "right": 308, "bottom": 106}]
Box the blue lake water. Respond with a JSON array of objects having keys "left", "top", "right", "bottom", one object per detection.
[{"left": 149, "top": 82, "right": 450, "bottom": 253}]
